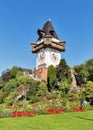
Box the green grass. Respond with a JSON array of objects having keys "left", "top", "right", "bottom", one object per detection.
[{"left": 0, "top": 111, "right": 93, "bottom": 130}]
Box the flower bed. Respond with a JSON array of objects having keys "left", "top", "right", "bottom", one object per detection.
[
  {"left": 46, "top": 107, "right": 63, "bottom": 114},
  {"left": 71, "top": 107, "right": 85, "bottom": 112},
  {"left": 9, "top": 105, "right": 85, "bottom": 118},
  {"left": 11, "top": 111, "right": 35, "bottom": 117}
]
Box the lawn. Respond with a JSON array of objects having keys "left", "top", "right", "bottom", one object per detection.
[{"left": 0, "top": 111, "right": 93, "bottom": 130}]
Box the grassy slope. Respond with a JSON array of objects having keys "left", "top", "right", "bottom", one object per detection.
[{"left": 0, "top": 111, "right": 93, "bottom": 130}]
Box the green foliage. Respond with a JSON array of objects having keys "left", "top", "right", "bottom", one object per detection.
[
  {"left": 55, "top": 59, "right": 72, "bottom": 101},
  {"left": 4, "top": 92, "right": 16, "bottom": 106},
  {"left": 0, "top": 104, "right": 12, "bottom": 118},
  {"left": 85, "top": 81, "right": 93, "bottom": 99},
  {"left": 78, "top": 89, "right": 86, "bottom": 101},
  {"left": 0, "top": 68, "right": 36, "bottom": 104},
  {"left": 59, "top": 80, "right": 70, "bottom": 98},
  {"left": 0, "top": 91, "right": 8, "bottom": 104},
  {"left": 56, "top": 59, "right": 72, "bottom": 83},
  {"left": 16, "top": 71, "right": 23, "bottom": 78},
  {"left": 1, "top": 79, "right": 18, "bottom": 105},
  {"left": 85, "top": 59, "right": 93, "bottom": 81},
  {"left": 74, "top": 59, "right": 93, "bottom": 86},
  {"left": 1, "top": 58, "right": 93, "bottom": 110},
  {"left": 47, "top": 65, "right": 56, "bottom": 91},
  {"left": 26, "top": 80, "right": 40, "bottom": 103},
  {"left": 37, "top": 82, "right": 48, "bottom": 97},
  {"left": 10, "top": 66, "right": 19, "bottom": 78},
  {"left": 44, "top": 90, "right": 62, "bottom": 109},
  {"left": 16, "top": 75, "right": 31, "bottom": 86},
  {"left": 74, "top": 64, "right": 88, "bottom": 85},
  {"left": 38, "top": 81, "right": 47, "bottom": 90},
  {"left": 68, "top": 90, "right": 79, "bottom": 102},
  {"left": 59, "top": 80, "right": 71, "bottom": 107},
  {"left": 4, "top": 79, "right": 18, "bottom": 92},
  {"left": 15, "top": 100, "right": 29, "bottom": 112},
  {"left": 38, "top": 82, "right": 47, "bottom": 92},
  {"left": 0, "top": 78, "right": 4, "bottom": 89}
]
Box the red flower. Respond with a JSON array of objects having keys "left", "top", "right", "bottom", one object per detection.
[
  {"left": 46, "top": 107, "right": 63, "bottom": 114},
  {"left": 11, "top": 111, "right": 35, "bottom": 117},
  {"left": 71, "top": 107, "right": 85, "bottom": 112}
]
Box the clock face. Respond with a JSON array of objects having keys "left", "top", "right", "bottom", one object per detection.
[
  {"left": 50, "top": 52, "right": 59, "bottom": 63},
  {"left": 38, "top": 50, "right": 45, "bottom": 62}
]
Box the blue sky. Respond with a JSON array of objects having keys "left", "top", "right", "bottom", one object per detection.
[{"left": 0, "top": 0, "right": 93, "bottom": 75}]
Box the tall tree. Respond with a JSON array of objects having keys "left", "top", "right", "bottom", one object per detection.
[
  {"left": 74, "top": 64, "right": 88, "bottom": 86},
  {"left": 47, "top": 65, "right": 56, "bottom": 91},
  {"left": 56, "top": 59, "right": 71, "bottom": 83}
]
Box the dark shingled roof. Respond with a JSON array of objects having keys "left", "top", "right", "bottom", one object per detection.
[{"left": 37, "top": 20, "right": 59, "bottom": 40}]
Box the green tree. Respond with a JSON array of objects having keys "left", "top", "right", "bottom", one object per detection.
[
  {"left": 85, "top": 59, "right": 93, "bottom": 81},
  {"left": 56, "top": 59, "right": 71, "bottom": 83},
  {"left": 85, "top": 81, "right": 93, "bottom": 99},
  {"left": 74, "top": 64, "right": 88, "bottom": 86},
  {"left": 47, "top": 65, "right": 56, "bottom": 91},
  {"left": 10, "top": 66, "right": 19, "bottom": 78},
  {"left": 26, "top": 80, "right": 40, "bottom": 103}
]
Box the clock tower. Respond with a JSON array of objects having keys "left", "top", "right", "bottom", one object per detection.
[{"left": 31, "top": 20, "right": 65, "bottom": 81}]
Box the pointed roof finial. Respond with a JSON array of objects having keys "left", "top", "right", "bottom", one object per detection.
[{"left": 48, "top": 18, "right": 51, "bottom": 21}]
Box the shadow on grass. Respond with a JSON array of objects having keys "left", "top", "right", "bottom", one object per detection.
[{"left": 77, "top": 116, "right": 93, "bottom": 121}]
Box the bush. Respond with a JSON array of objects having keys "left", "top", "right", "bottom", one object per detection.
[{"left": 0, "top": 104, "right": 12, "bottom": 118}]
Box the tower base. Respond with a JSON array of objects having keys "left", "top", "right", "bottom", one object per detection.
[{"left": 33, "top": 67, "right": 48, "bottom": 82}]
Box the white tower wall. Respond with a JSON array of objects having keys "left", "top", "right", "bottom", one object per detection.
[{"left": 36, "top": 48, "right": 61, "bottom": 69}]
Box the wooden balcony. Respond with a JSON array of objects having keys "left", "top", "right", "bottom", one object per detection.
[{"left": 31, "top": 38, "right": 65, "bottom": 53}]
